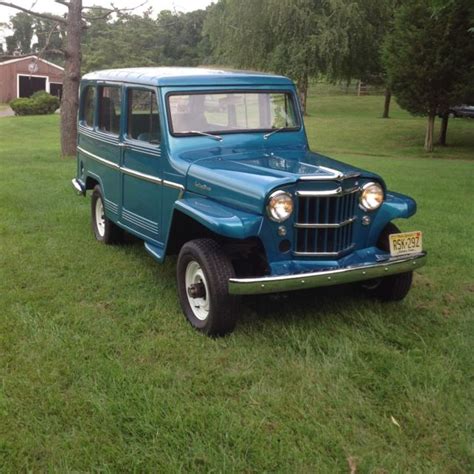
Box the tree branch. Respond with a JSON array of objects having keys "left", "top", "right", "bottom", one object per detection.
[
  {"left": 81, "top": 1, "right": 148, "bottom": 12},
  {"left": 36, "top": 21, "right": 63, "bottom": 59},
  {"left": 81, "top": 2, "right": 147, "bottom": 22},
  {"left": 0, "top": 2, "right": 67, "bottom": 24}
]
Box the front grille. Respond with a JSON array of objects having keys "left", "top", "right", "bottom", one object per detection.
[{"left": 294, "top": 188, "right": 358, "bottom": 256}]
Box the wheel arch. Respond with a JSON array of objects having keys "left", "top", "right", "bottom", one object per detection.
[{"left": 165, "top": 207, "right": 269, "bottom": 278}]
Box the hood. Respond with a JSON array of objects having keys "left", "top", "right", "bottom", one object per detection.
[{"left": 185, "top": 146, "right": 382, "bottom": 214}]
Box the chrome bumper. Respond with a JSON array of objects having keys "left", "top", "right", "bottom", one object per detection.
[
  {"left": 228, "top": 252, "right": 427, "bottom": 295},
  {"left": 71, "top": 178, "right": 85, "bottom": 196}
]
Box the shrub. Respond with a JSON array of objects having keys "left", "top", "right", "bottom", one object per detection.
[{"left": 10, "top": 91, "right": 60, "bottom": 116}]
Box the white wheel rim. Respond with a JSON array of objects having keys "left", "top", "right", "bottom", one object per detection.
[
  {"left": 185, "top": 260, "right": 210, "bottom": 321},
  {"left": 95, "top": 197, "right": 106, "bottom": 237}
]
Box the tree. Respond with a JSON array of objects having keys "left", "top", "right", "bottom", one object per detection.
[
  {"left": 5, "top": 12, "right": 34, "bottom": 54},
  {"left": 0, "top": 1, "right": 142, "bottom": 157},
  {"left": 319, "top": 0, "right": 403, "bottom": 119},
  {"left": 80, "top": 8, "right": 209, "bottom": 74},
  {"left": 384, "top": 0, "right": 474, "bottom": 152},
  {"left": 32, "top": 17, "right": 66, "bottom": 65},
  {"left": 203, "top": 0, "right": 322, "bottom": 114}
]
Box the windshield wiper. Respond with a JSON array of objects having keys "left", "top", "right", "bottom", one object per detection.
[
  {"left": 263, "top": 127, "right": 286, "bottom": 140},
  {"left": 184, "top": 130, "right": 223, "bottom": 141}
]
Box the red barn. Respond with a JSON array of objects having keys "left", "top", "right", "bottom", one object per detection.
[{"left": 0, "top": 55, "right": 64, "bottom": 103}]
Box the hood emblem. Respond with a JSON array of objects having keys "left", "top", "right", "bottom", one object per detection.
[{"left": 195, "top": 181, "right": 212, "bottom": 192}]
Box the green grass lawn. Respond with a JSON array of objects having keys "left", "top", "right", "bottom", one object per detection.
[{"left": 0, "top": 97, "right": 473, "bottom": 472}]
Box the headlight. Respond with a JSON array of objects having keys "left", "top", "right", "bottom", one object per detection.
[
  {"left": 359, "top": 182, "right": 384, "bottom": 211},
  {"left": 267, "top": 190, "right": 294, "bottom": 222}
]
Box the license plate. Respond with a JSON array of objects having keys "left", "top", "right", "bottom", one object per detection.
[{"left": 389, "top": 231, "right": 423, "bottom": 257}]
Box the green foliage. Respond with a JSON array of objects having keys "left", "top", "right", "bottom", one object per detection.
[
  {"left": 0, "top": 97, "right": 472, "bottom": 471},
  {"left": 10, "top": 91, "right": 60, "bottom": 116},
  {"left": 81, "top": 8, "right": 210, "bottom": 73},
  {"left": 32, "top": 17, "right": 66, "bottom": 66},
  {"left": 5, "top": 12, "right": 34, "bottom": 54},
  {"left": 326, "top": 0, "right": 398, "bottom": 84},
  {"left": 202, "top": 0, "right": 399, "bottom": 111},
  {"left": 384, "top": 0, "right": 474, "bottom": 116}
]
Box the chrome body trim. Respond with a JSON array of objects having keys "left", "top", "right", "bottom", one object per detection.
[
  {"left": 77, "top": 146, "right": 185, "bottom": 194},
  {"left": 77, "top": 146, "right": 119, "bottom": 169},
  {"left": 296, "top": 186, "right": 359, "bottom": 197},
  {"left": 163, "top": 180, "right": 185, "bottom": 191},
  {"left": 294, "top": 217, "right": 356, "bottom": 229},
  {"left": 122, "top": 208, "right": 159, "bottom": 233},
  {"left": 293, "top": 243, "right": 356, "bottom": 257},
  {"left": 121, "top": 166, "right": 163, "bottom": 184},
  {"left": 228, "top": 252, "right": 427, "bottom": 295},
  {"left": 297, "top": 167, "right": 361, "bottom": 182}
]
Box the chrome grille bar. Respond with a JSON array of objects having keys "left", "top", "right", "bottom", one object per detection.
[{"left": 294, "top": 189, "right": 358, "bottom": 257}]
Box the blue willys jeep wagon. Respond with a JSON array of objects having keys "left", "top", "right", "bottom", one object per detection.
[{"left": 72, "top": 67, "right": 426, "bottom": 336}]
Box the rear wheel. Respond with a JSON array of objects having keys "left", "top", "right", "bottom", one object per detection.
[
  {"left": 91, "top": 185, "right": 124, "bottom": 244},
  {"left": 177, "top": 238, "right": 239, "bottom": 336},
  {"left": 362, "top": 222, "right": 413, "bottom": 301}
]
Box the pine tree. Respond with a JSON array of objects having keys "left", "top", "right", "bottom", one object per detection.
[{"left": 384, "top": 0, "right": 474, "bottom": 152}]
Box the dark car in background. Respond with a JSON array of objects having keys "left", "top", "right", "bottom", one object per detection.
[{"left": 446, "top": 105, "right": 474, "bottom": 118}]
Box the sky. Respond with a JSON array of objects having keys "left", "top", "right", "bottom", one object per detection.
[{"left": 0, "top": 0, "right": 215, "bottom": 43}]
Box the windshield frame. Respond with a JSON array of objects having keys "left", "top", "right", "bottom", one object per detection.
[{"left": 165, "top": 89, "right": 302, "bottom": 138}]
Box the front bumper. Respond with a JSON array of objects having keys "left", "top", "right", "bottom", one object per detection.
[{"left": 228, "top": 252, "right": 427, "bottom": 295}]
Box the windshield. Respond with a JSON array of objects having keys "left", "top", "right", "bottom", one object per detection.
[{"left": 168, "top": 91, "right": 300, "bottom": 136}]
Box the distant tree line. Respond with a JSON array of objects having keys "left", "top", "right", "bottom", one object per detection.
[{"left": 1, "top": 0, "right": 473, "bottom": 153}]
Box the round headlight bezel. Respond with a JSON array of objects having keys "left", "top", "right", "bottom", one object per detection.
[
  {"left": 359, "top": 181, "right": 384, "bottom": 211},
  {"left": 266, "top": 190, "right": 294, "bottom": 223}
]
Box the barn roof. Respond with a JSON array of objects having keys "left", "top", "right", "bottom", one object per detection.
[
  {"left": 81, "top": 67, "right": 294, "bottom": 87},
  {"left": 0, "top": 55, "right": 64, "bottom": 71}
]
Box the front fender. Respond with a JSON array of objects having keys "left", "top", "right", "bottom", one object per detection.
[
  {"left": 368, "top": 191, "right": 417, "bottom": 245},
  {"left": 174, "top": 197, "right": 263, "bottom": 240}
]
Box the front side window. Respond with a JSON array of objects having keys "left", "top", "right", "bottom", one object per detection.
[
  {"left": 168, "top": 91, "right": 299, "bottom": 135},
  {"left": 98, "top": 86, "right": 121, "bottom": 134},
  {"left": 127, "top": 89, "right": 160, "bottom": 143},
  {"left": 82, "top": 85, "right": 95, "bottom": 127}
]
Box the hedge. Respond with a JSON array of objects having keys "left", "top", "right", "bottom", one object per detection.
[{"left": 10, "top": 91, "right": 60, "bottom": 116}]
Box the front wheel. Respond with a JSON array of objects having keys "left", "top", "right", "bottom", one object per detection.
[
  {"left": 362, "top": 222, "right": 413, "bottom": 301},
  {"left": 177, "top": 239, "right": 239, "bottom": 336}
]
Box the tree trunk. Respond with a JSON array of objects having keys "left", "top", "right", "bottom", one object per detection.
[
  {"left": 424, "top": 113, "right": 435, "bottom": 152},
  {"left": 60, "top": 0, "right": 82, "bottom": 157},
  {"left": 298, "top": 74, "right": 309, "bottom": 116},
  {"left": 437, "top": 113, "right": 449, "bottom": 146},
  {"left": 382, "top": 87, "right": 391, "bottom": 118}
]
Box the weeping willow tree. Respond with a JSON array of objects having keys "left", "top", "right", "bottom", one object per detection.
[
  {"left": 203, "top": 0, "right": 322, "bottom": 114},
  {"left": 204, "top": 0, "right": 387, "bottom": 114}
]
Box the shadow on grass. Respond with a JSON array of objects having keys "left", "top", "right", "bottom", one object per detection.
[{"left": 115, "top": 230, "right": 420, "bottom": 336}]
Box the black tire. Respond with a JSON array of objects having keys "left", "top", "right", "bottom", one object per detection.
[
  {"left": 91, "top": 185, "right": 124, "bottom": 244},
  {"left": 363, "top": 222, "right": 413, "bottom": 301},
  {"left": 177, "top": 238, "right": 239, "bottom": 336}
]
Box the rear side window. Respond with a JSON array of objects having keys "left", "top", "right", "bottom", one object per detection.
[
  {"left": 82, "top": 86, "right": 95, "bottom": 127},
  {"left": 98, "top": 86, "right": 121, "bottom": 135},
  {"left": 127, "top": 89, "right": 160, "bottom": 143}
]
